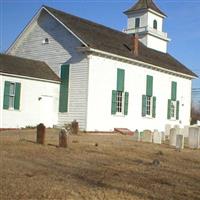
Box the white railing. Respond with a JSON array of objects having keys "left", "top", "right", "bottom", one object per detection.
[{"left": 124, "top": 26, "right": 168, "bottom": 38}]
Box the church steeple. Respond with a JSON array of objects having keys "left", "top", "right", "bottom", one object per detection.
[{"left": 124, "top": 0, "right": 170, "bottom": 53}]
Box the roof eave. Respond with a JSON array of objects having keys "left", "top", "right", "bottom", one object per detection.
[
  {"left": 77, "top": 47, "right": 197, "bottom": 79},
  {"left": 0, "top": 71, "right": 61, "bottom": 83},
  {"left": 124, "top": 8, "right": 167, "bottom": 18}
]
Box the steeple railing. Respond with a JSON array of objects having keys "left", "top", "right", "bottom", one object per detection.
[{"left": 124, "top": 26, "right": 168, "bottom": 39}]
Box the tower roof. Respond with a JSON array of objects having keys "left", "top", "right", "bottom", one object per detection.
[{"left": 124, "top": 0, "right": 166, "bottom": 17}]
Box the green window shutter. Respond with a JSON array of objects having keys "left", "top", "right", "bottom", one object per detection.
[
  {"left": 146, "top": 75, "right": 153, "bottom": 96},
  {"left": 111, "top": 90, "right": 117, "bottom": 115},
  {"left": 14, "top": 83, "right": 21, "bottom": 110},
  {"left": 171, "top": 81, "right": 177, "bottom": 101},
  {"left": 124, "top": 92, "right": 129, "bottom": 115},
  {"left": 59, "top": 64, "right": 70, "bottom": 112},
  {"left": 167, "top": 99, "right": 171, "bottom": 119},
  {"left": 152, "top": 96, "right": 156, "bottom": 118},
  {"left": 142, "top": 95, "right": 147, "bottom": 117},
  {"left": 3, "top": 81, "right": 10, "bottom": 110},
  {"left": 117, "top": 69, "right": 125, "bottom": 92},
  {"left": 176, "top": 101, "right": 180, "bottom": 120}
]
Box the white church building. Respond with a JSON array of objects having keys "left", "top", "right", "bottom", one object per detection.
[{"left": 1, "top": 0, "right": 197, "bottom": 131}]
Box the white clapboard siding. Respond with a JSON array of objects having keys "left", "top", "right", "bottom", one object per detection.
[{"left": 9, "top": 9, "right": 89, "bottom": 130}]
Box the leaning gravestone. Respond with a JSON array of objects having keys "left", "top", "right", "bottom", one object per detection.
[
  {"left": 169, "top": 128, "right": 180, "bottom": 147},
  {"left": 165, "top": 124, "right": 171, "bottom": 136},
  {"left": 176, "top": 134, "right": 184, "bottom": 150},
  {"left": 133, "top": 130, "right": 140, "bottom": 141},
  {"left": 188, "top": 127, "right": 200, "bottom": 149},
  {"left": 153, "top": 130, "right": 162, "bottom": 144},
  {"left": 59, "top": 128, "right": 68, "bottom": 148},
  {"left": 36, "top": 123, "right": 46, "bottom": 145},
  {"left": 142, "top": 130, "right": 153, "bottom": 143}
]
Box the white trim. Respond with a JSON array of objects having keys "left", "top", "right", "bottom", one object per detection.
[
  {"left": 78, "top": 47, "right": 197, "bottom": 79},
  {"left": 0, "top": 72, "right": 60, "bottom": 84},
  {"left": 43, "top": 7, "right": 88, "bottom": 47}
]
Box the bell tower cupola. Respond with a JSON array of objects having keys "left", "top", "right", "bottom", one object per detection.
[{"left": 124, "top": 0, "right": 170, "bottom": 53}]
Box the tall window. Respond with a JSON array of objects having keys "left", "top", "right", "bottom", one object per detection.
[
  {"left": 146, "top": 96, "right": 152, "bottom": 116},
  {"left": 170, "top": 101, "right": 176, "bottom": 119},
  {"left": 153, "top": 20, "right": 157, "bottom": 29},
  {"left": 9, "top": 83, "right": 15, "bottom": 109},
  {"left": 116, "top": 91, "right": 123, "bottom": 113},
  {"left": 111, "top": 69, "right": 129, "bottom": 115},
  {"left": 142, "top": 75, "right": 156, "bottom": 118},
  {"left": 135, "top": 18, "right": 140, "bottom": 28},
  {"left": 167, "top": 81, "right": 179, "bottom": 120},
  {"left": 3, "top": 81, "right": 21, "bottom": 110}
]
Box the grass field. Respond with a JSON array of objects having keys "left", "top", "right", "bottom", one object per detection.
[{"left": 0, "top": 129, "right": 200, "bottom": 200}]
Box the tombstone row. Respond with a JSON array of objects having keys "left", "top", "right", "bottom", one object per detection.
[{"left": 133, "top": 126, "right": 200, "bottom": 150}]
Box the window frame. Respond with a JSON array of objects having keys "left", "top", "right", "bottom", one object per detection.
[
  {"left": 135, "top": 18, "right": 140, "bottom": 28},
  {"left": 170, "top": 100, "right": 177, "bottom": 120},
  {"left": 153, "top": 20, "right": 157, "bottom": 29},
  {"left": 146, "top": 96, "right": 153, "bottom": 117},
  {"left": 8, "top": 82, "right": 16, "bottom": 110},
  {"left": 116, "top": 91, "right": 125, "bottom": 115}
]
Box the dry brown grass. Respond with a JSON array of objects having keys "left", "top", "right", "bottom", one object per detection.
[{"left": 0, "top": 129, "right": 200, "bottom": 200}]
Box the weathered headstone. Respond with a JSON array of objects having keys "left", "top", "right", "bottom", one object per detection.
[
  {"left": 161, "top": 131, "right": 165, "bottom": 142},
  {"left": 133, "top": 130, "right": 140, "bottom": 141},
  {"left": 176, "top": 134, "right": 184, "bottom": 150},
  {"left": 142, "top": 130, "right": 153, "bottom": 143},
  {"left": 169, "top": 128, "right": 180, "bottom": 147},
  {"left": 182, "top": 126, "right": 189, "bottom": 138},
  {"left": 71, "top": 120, "right": 79, "bottom": 135},
  {"left": 59, "top": 128, "right": 68, "bottom": 148},
  {"left": 165, "top": 124, "right": 171, "bottom": 136},
  {"left": 153, "top": 130, "right": 162, "bottom": 144},
  {"left": 36, "top": 123, "right": 46, "bottom": 144},
  {"left": 188, "top": 127, "right": 200, "bottom": 149}
]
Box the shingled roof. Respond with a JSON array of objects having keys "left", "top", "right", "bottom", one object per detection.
[
  {"left": 124, "top": 0, "right": 166, "bottom": 17},
  {"left": 43, "top": 6, "right": 197, "bottom": 78},
  {"left": 0, "top": 54, "right": 60, "bottom": 82}
]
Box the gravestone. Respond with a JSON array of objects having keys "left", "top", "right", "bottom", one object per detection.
[
  {"left": 153, "top": 130, "right": 162, "bottom": 144},
  {"left": 36, "top": 123, "right": 46, "bottom": 144},
  {"left": 182, "top": 126, "right": 189, "bottom": 138},
  {"left": 176, "top": 134, "right": 184, "bottom": 150},
  {"left": 133, "top": 130, "right": 140, "bottom": 141},
  {"left": 142, "top": 130, "right": 153, "bottom": 143},
  {"left": 71, "top": 120, "right": 79, "bottom": 135},
  {"left": 59, "top": 128, "right": 68, "bottom": 148},
  {"left": 188, "top": 127, "right": 200, "bottom": 149},
  {"left": 161, "top": 131, "right": 165, "bottom": 142},
  {"left": 169, "top": 128, "right": 180, "bottom": 147},
  {"left": 165, "top": 124, "right": 171, "bottom": 136}
]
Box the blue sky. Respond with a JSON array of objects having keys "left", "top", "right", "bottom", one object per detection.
[{"left": 0, "top": 0, "right": 200, "bottom": 91}]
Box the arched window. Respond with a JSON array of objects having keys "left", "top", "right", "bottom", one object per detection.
[
  {"left": 135, "top": 18, "right": 140, "bottom": 28},
  {"left": 153, "top": 20, "right": 157, "bottom": 29}
]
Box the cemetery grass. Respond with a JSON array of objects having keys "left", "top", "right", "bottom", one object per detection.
[{"left": 0, "top": 129, "right": 200, "bottom": 200}]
